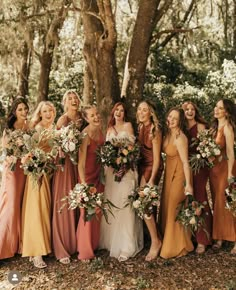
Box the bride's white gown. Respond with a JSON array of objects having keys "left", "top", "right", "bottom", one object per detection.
[{"left": 99, "top": 131, "right": 143, "bottom": 260}]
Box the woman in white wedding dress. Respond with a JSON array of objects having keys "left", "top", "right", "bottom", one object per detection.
[{"left": 99, "top": 102, "right": 143, "bottom": 262}]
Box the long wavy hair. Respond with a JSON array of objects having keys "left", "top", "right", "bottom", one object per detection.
[
  {"left": 136, "top": 100, "right": 161, "bottom": 139},
  {"left": 6, "top": 97, "right": 29, "bottom": 129},
  {"left": 212, "top": 99, "right": 236, "bottom": 135},
  {"left": 31, "top": 101, "right": 56, "bottom": 128},
  {"left": 107, "top": 102, "right": 127, "bottom": 128},
  {"left": 182, "top": 101, "right": 208, "bottom": 127},
  {"left": 62, "top": 90, "right": 81, "bottom": 112},
  {"left": 165, "top": 107, "right": 188, "bottom": 137}
]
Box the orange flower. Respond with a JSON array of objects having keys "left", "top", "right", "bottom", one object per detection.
[
  {"left": 128, "top": 145, "right": 133, "bottom": 151},
  {"left": 122, "top": 149, "right": 129, "bottom": 156},
  {"left": 139, "top": 190, "right": 145, "bottom": 197},
  {"left": 89, "top": 187, "right": 97, "bottom": 195},
  {"left": 116, "top": 157, "right": 121, "bottom": 165},
  {"left": 195, "top": 207, "right": 202, "bottom": 216}
]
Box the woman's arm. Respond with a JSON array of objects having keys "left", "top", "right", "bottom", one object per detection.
[
  {"left": 176, "top": 133, "right": 193, "bottom": 194},
  {"left": 148, "top": 131, "right": 162, "bottom": 186},
  {"left": 224, "top": 124, "right": 235, "bottom": 179},
  {"left": 78, "top": 133, "right": 89, "bottom": 184}
]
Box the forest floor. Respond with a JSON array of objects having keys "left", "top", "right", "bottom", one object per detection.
[{"left": 0, "top": 243, "right": 235, "bottom": 290}]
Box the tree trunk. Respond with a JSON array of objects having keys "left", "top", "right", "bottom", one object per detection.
[
  {"left": 233, "top": 0, "right": 236, "bottom": 51},
  {"left": 81, "top": 0, "right": 120, "bottom": 129},
  {"left": 18, "top": 42, "right": 31, "bottom": 98},
  {"left": 121, "top": 0, "right": 172, "bottom": 120}
]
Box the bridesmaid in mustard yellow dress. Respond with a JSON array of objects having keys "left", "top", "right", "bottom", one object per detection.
[
  {"left": 0, "top": 98, "right": 29, "bottom": 259},
  {"left": 21, "top": 101, "right": 56, "bottom": 268},
  {"left": 160, "top": 107, "right": 194, "bottom": 259},
  {"left": 209, "top": 99, "right": 236, "bottom": 254}
]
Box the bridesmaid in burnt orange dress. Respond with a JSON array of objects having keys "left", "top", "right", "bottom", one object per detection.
[
  {"left": 52, "top": 90, "right": 82, "bottom": 264},
  {"left": 136, "top": 100, "right": 163, "bottom": 261},
  {"left": 160, "top": 107, "right": 194, "bottom": 259},
  {"left": 76, "top": 105, "right": 104, "bottom": 260},
  {"left": 0, "top": 97, "right": 29, "bottom": 259},
  {"left": 209, "top": 99, "right": 236, "bottom": 254},
  {"left": 183, "top": 101, "right": 212, "bottom": 254}
]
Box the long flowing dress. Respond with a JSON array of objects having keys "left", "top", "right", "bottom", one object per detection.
[
  {"left": 209, "top": 126, "right": 236, "bottom": 242},
  {"left": 160, "top": 142, "right": 194, "bottom": 259},
  {"left": 21, "top": 133, "right": 52, "bottom": 257},
  {"left": 188, "top": 124, "right": 212, "bottom": 246},
  {"left": 76, "top": 133, "right": 104, "bottom": 260},
  {"left": 52, "top": 115, "right": 78, "bottom": 260},
  {"left": 99, "top": 131, "right": 143, "bottom": 259},
  {"left": 138, "top": 123, "right": 163, "bottom": 185},
  {"left": 0, "top": 159, "right": 26, "bottom": 259}
]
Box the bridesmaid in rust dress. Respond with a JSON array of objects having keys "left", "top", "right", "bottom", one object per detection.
[
  {"left": 0, "top": 97, "right": 29, "bottom": 259},
  {"left": 52, "top": 90, "right": 82, "bottom": 264},
  {"left": 209, "top": 99, "right": 236, "bottom": 254},
  {"left": 76, "top": 105, "right": 104, "bottom": 260},
  {"left": 183, "top": 101, "right": 212, "bottom": 254},
  {"left": 136, "top": 100, "right": 163, "bottom": 261}
]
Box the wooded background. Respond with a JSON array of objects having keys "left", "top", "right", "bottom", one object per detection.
[{"left": 0, "top": 0, "right": 236, "bottom": 130}]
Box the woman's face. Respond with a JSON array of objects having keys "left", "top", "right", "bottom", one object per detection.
[
  {"left": 66, "top": 93, "right": 80, "bottom": 111},
  {"left": 40, "top": 104, "right": 55, "bottom": 125},
  {"left": 114, "top": 105, "right": 125, "bottom": 122},
  {"left": 184, "top": 103, "right": 196, "bottom": 121},
  {"left": 15, "top": 103, "right": 28, "bottom": 122},
  {"left": 137, "top": 102, "right": 151, "bottom": 124},
  {"left": 85, "top": 107, "right": 101, "bottom": 126},
  {"left": 167, "top": 110, "right": 180, "bottom": 129},
  {"left": 214, "top": 100, "right": 226, "bottom": 119}
]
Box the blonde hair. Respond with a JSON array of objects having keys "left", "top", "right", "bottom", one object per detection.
[
  {"left": 137, "top": 100, "right": 160, "bottom": 139},
  {"left": 81, "top": 105, "right": 97, "bottom": 120},
  {"left": 31, "top": 101, "right": 56, "bottom": 127},
  {"left": 62, "top": 90, "right": 81, "bottom": 112}
]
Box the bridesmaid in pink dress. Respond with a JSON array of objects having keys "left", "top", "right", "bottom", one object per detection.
[
  {"left": 209, "top": 99, "right": 236, "bottom": 254},
  {"left": 52, "top": 90, "right": 82, "bottom": 264},
  {"left": 0, "top": 97, "right": 29, "bottom": 259},
  {"left": 183, "top": 101, "right": 212, "bottom": 254},
  {"left": 76, "top": 105, "right": 104, "bottom": 260}
]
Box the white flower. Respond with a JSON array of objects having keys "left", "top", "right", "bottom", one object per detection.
[
  {"left": 201, "top": 153, "right": 206, "bottom": 158},
  {"left": 189, "top": 217, "right": 196, "bottom": 225},
  {"left": 96, "top": 200, "right": 102, "bottom": 206},
  {"left": 197, "top": 154, "right": 201, "bottom": 159},
  {"left": 133, "top": 200, "right": 141, "bottom": 208},
  {"left": 143, "top": 187, "right": 150, "bottom": 195},
  {"left": 68, "top": 130, "right": 74, "bottom": 139},
  {"left": 84, "top": 197, "right": 89, "bottom": 202},
  {"left": 214, "top": 149, "right": 221, "bottom": 156},
  {"left": 68, "top": 142, "right": 76, "bottom": 152},
  {"left": 123, "top": 157, "right": 127, "bottom": 163}
]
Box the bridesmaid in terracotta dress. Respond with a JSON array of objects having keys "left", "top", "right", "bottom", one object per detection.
[
  {"left": 76, "top": 105, "right": 104, "bottom": 260},
  {"left": 52, "top": 90, "right": 82, "bottom": 264},
  {"left": 160, "top": 107, "right": 194, "bottom": 259},
  {"left": 183, "top": 101, "right": 212, "bottom": 254},
  {"left": 136, "top": 100, "right": 163, "bottom": 261},
  {"left": 0, "top": 97, "right": 29, "bottom": 259},
  {"left": 209, "top": 99, "right": 236, "bottom": 254},
  {"left": 21, "top": 101, "right": 56, "bottom": 268}
]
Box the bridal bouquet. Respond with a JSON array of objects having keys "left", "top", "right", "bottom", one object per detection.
[
  {"left": 127, "top": 184, "right": 160, "bottom": 219},
  {"left": 225, "top": 176, "right": 236, "bottom": 217},
  {"left": 189, "top": 129, "right": 221, "bottom": 174},
  {"left": 176, "top": 193, "right": 208, "bottom": 235},
  {"left": 97, "top": 135, "right": 140, "bottom": 182},
  {"left": 56, "top": 122, "right": 86, "bottom": 165},
  {"left": 60, "top": 183, "right": 116, "bottom": 223},
  {"left": 2, "top": 129, "right": 32, "bottom": 171}
]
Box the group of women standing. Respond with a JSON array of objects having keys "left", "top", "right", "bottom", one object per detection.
[{"left": 0, "top": 92, "right": 235, "bottom": 268}]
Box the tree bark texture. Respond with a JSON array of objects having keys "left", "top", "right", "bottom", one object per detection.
[{"left": 18, "top": 42, "right": 31, "bottom": 98}]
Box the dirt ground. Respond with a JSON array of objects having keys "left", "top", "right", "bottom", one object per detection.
[{"left": 0, "top": 243, "right": 235, "bottom": 290}]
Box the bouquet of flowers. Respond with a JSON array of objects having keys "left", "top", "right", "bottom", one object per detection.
[
  {"left": 225, "top": 176, "right": 236, "bottom": 217},
  {"left": 56, "top": 122, "right": 86, "bottom": 165},
  {"left": 60, "top": 183, "right": 116, "bottom": 223},
  {"left": 127, "top": 184, "right": 160, "bottom": 219},
  {"left": 176, "top": 193, "right": 208, "bottom": 235},
  {"left": 2, "top": 129, "right": 32, "bottom": 171},
  {"left": 189, "top": 129, "right": 222, "bottom": 174},
  {"left": 97, "top": 135, "right": 140, "bottom": 182}
]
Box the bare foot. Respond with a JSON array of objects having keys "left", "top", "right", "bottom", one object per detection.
[
  {"left": 145, "top": 241, "right": 162, "bottom": 261},
  {"left": 230, "top": 243, "right": 236, "bottom": 254},
  {"left": 195, "top": 244, "right": 206, "bottom": 254}
]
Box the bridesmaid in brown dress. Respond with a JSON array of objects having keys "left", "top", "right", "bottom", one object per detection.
[
  {"left": 183, "top": 101, "right": 212, "bottom": 254},
  {"left": 209, "top": 99, "right": 236, "bottom": 254},
  {"left": 160, "top": 107, "right": 194, "bottom": 259},
  {"left": 76, "top": 105, "right": 104, "bottom": 260},
  {"left": 136, "top": 100, "right": 163, "bottom": 261},
  {"left": 0, "top": 97, "right": 29, "bottom": 259},
  {"left": 52, "top": 90, "right": 82, "bottom": 264}
]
